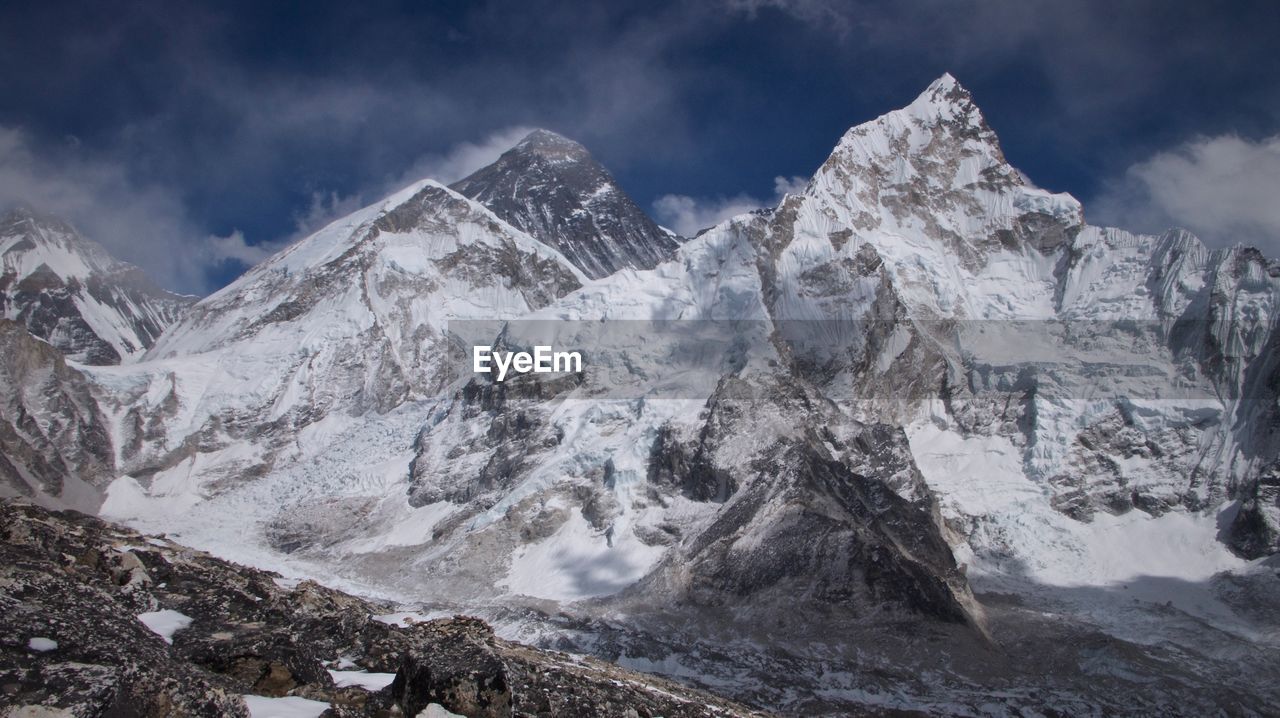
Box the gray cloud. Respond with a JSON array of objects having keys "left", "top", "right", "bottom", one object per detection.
[
  {"left": 723, "top": 1, "right": 1278, "bottom": 133},
  {"left": 0, "top": 126, "right": 255, "bottom": 293},
  {"left": 723, "top": 0, "right": 853, "bottom": 35},
  {"left": 2, "top": 0, "right": 1274, "bottom": 291},
  {"left": 1091, "top": 134, "right": 1280, "bottom": 253}
]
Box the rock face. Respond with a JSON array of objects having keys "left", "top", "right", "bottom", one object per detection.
[
  {"left": 0, "top": 207, "right": 194, "bottom": 365},
  {"left": 0, "top": 320, "right": 114, "bottom": 511},
  {"left": 638, "top": 378, "right": 981, "bottom": 627},
  {"left": 451, "top": 129, "right": 680, "bottom": 279},
  {"left": 0, "top": 499, "right": 766, "bottom": 717}
]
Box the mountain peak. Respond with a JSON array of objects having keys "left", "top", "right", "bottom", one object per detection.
[
  {"left": 509, "top": 129, "right": 591, "bottom": 163},
  {"left": 820, "top": 72, "right": 1001, "bottom": 175},
  {"left": 1, "top": 203, "right": 80, "bottom": 237},
  {"left": 928, "top": 71, "right": 960, "bottom": 93},
  {"left": 1, "top": 202, "right": 36, "bottom": 222},
  {"left": 1, "top": 205, "right": 115, "bottom": 271},
  {"left": 905, "top": 72, "right": 982, "bottom": 124},
  {"left": 806, "top": 72, "right": 1081, "bottom": 266},
  {"left": 0, "top": 205, "right": 193, "bottom": 364},
  {"left": 450, "top": 129, "right": 679, "bottom": 279}
]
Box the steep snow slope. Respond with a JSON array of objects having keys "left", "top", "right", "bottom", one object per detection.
[
  {"left": 451, "top": 129, "right": 680, "bottom": 279},
  {"left": 0, "top": 207, "right": 194, "bottom": 364}
]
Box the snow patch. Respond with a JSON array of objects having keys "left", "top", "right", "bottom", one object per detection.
[
  {"left": 417, "top": 705, "right": 465, "bottom": 718},
  {"left": 502, "top": 507, "right": 665, "bottom": 601},
  {"left": 27, "top": 637, "right": 57, "bottom": 652},
  {"left": 327, "top": 669, "right": 397, "bottom": 690},
  {"left": 242, "top": 695, "right": 331, "bottom": 718},
  {"left": 136, "top": 609, "right": 193, "bottom": 644}
]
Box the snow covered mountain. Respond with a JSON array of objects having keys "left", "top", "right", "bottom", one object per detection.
[
  {"left": 6, "top": 75, "right": 1280, "bottom": 714},
  {"left": 0, "top": 206, "right": 194, "bottom": 364},
  {"left": 97, "top": 180, "right": 584, "bottom": 492},
  {"left": 451, "top": 129, "right": 680, "bottom": 279}
]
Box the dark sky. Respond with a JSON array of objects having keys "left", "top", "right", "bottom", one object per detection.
[{"left": 1, "top": 0, "right": 1278, "bottom": 293}]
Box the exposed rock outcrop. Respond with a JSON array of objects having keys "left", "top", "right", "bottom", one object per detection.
[{"left": 0, "top": 321, "right": 114, "bottom": 510}]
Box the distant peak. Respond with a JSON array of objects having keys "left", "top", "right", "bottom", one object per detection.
[
  {"left": 928, "top": 72, "right": 960, "bottom": 92},
  {"left": 2, "top": 202, "right": 40, "bottom": 224},
  {"left": 908, "top": 72, "right": 979, "bottom": 117},
  {"left": 519, "top": 128, "right": 578, "bottom": 146},
  {"left": 512, "top": 129, "right": 590, "bottom": 160},
  {"left": 1, "top": 203, "right": 79, "bottom": 235}
]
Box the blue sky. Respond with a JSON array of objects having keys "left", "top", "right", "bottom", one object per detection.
[{"left": 1, "top": 0, "right": 1278, "bottom": 293}]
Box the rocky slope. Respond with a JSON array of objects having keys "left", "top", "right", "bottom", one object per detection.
[
  {"left": 451, "top": 129, "right": 680, "bottom": 279},
  {"left": 0, "top": 206, "right": 194, "bottom": 365},
  {"left": 0, "top": 320, "right": 114, "bottom": 511},
  {"left": 0, "top": 499, "right": 767, "bottom": 717}
]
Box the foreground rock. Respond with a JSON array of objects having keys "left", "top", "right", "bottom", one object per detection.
[{"left": 0, "top": 500, "right": 767, "bottom": 717}]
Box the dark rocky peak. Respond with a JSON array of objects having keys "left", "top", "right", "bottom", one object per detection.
[
  {"left": 3, "top": 203, "right": 77, "bottom": 234},
  {"left": 451, "top": 129, "right": 680, "bottom": 279},
  {"left": 510, "top": 128, "right": 591, "bottom": 162},
  {"left": 1, "top": 205, "right": 120, "bottom": 272}
]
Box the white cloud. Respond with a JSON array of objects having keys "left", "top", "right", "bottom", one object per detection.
[
  {"left": 392, "top": 125, "right": 538, "bottom": 187},
  {"left": 653, "top": 175, "right": 808, "bottom": 237},
  {"left": 0, "top": 125, "right": 544, "bottom": 294},
  {"left": 0, "top": 126, "right": 259, "bottom": 293},
  {"left": 290, "top": 190, "right": 366, "bottom": 238},
  {"left": 1092, "top": 134, "right": 1280, "bottom": 253},
  {"left": 205, "top": 231, "right": 274, "bottom": 267},
  {"left": 772, "top": 174, "right": 809, "bottom": 197},
  {"left": 651, "top": 194, "right": 762, "bottom": 238}
]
